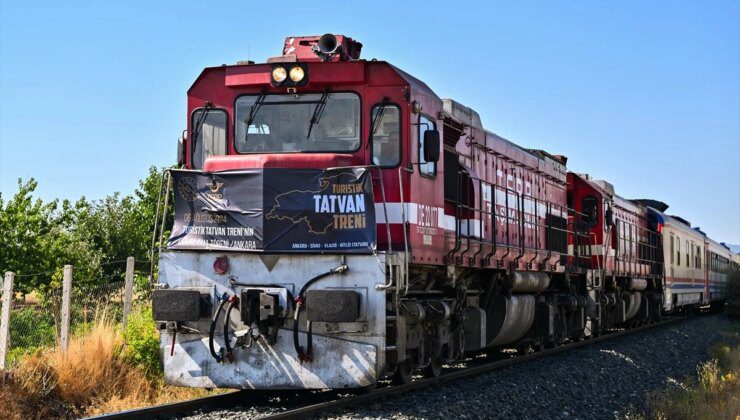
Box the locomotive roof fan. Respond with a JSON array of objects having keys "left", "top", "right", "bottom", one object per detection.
[{"left": 313, "top": 33, "right": 341, "bottom": 61}]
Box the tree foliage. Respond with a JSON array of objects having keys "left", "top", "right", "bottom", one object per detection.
[
  {"left": 726, "top": 265, "right": 740, "bottom": 318},
  {"left": 0, "top": 166, "right": 170, "bottom": 295}
]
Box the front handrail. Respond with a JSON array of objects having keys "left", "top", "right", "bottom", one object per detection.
[{"left": 398, "top": 166, "right": 410, "bottom": 296}]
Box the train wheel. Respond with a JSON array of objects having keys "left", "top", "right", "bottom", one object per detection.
[
  {"left": 424, "top": 357, "right": 442, "bottom": 378},
  {"left": 392, "top": 360, "right": 413, "bottom": 384}
]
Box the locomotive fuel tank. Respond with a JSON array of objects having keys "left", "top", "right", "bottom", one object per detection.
[{"left": 487, "top": 294, "right": 536, "bottom": 347}]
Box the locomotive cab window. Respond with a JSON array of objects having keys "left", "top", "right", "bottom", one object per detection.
[
  {"left": 191, "top": 108, "right": 227, "bottom": 170},
  {"left": 371, "top": 104, "right": 401, "bottom": 167},
  {"left": 581, "top": 196, "right": 598, "bottom": 228},
  {"left": 234, "top": 92, "right": 360, "bottom": 154},
  {"left": 418, "top": 115, "right": 437, "bottom": 177}
]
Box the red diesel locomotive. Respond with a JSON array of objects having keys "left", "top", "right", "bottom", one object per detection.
[{"left": 151, "top": 34, "right": 730, "bottom": 389}]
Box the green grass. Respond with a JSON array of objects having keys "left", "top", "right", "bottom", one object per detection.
[{"left": 122, "top": 304, "right": 162, "bottom": 379}]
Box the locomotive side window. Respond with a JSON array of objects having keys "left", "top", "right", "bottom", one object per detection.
[
  {"left": 418, "top": 115, "right": 437, "bottom": 177},
  {"left": 371, "top": 104, "right": 401, "bottom": 167},
  {"left": 191, "top": 108, "right": 227, "bottom": 170},
  {"left": 234, "top": 92, "right": 360, "bottom": 154},
  {"left": 581, "top": 196, "right": 598, "bottom": 228},
  {"left": 670, "top": 233, "right": 674, "bottom": 264}
]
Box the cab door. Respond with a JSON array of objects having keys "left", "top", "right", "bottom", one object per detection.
[{"left": 408, "top": 102, "right": 445, "bottom": 265}]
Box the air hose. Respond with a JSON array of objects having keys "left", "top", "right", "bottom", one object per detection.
[
  {"left": 293, "top": 303, "right": 313, "bottom": 362},
  {"left": 222, "top": 295, "right": 239, "bottom": 363},
  {"left": 292, "top": 265, "right": 348, "bottom": 362},
  {"left": 209, "top": 293, "right": 229, "bottom": 363}
]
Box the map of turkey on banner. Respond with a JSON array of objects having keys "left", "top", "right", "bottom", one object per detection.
[{"left": 262, "top": 168, "right": 376, "bottom": 252}]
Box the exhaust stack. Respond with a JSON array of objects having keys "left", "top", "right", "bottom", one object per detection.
[{"left": 273, "top": 34, "right": 363, "bottom": 62}]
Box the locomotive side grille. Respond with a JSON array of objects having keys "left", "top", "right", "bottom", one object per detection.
[
  {"left": 546, "top": 213, "right": 568, "bottom": 254},
  {"left": 443, "top": 118, "right": 465, "bottom": 147}
]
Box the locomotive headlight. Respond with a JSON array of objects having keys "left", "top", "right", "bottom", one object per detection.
[
  {"left": 289, "top": 65, "right": 305, "bottom": 83},
  {"left": 272, "top": 66, "right": 287, "bottom": 83}
]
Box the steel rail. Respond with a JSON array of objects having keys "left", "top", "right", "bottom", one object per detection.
[
  {"left": 260, "top": 315, "right": 691, "bottom": 420},
  {"left": 86, "top": 315, "right": 693, "bottom": 420},
  {"left": 84, "top": 390, "right": 245, "bottom": 420}
]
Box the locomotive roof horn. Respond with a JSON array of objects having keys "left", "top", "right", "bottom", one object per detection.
[{"left": 313, "top": 34, "right": 341, "bottom": 61}]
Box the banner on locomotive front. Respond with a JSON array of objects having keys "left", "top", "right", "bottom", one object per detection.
[{"left": 167, "top": 167, "right": 376, "bottom": 254}]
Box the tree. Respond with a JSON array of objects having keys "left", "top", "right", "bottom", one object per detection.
[
  {"left": 0, "top": 179, "right": 99, "bottom": 295},
  {"left": 0, "top": 166, "right": 172, "bottom": 295}
]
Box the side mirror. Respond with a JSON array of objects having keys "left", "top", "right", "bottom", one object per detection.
[
  {"left": 177, "top": 136, "right": 186, "bottom": 167},
  {"left": 605, "top": 207, "right": 614, "bottom": 227},
  {"left": 423, "top": 129, "right": 440, "bottom": 163}
]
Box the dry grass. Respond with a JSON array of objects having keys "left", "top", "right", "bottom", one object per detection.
[
  {"left": 15, "top": 290, "right": 41, "bottom": 304},
  {"left": 639, "top": 342, "right": 740, "bottom": 420},
  {"left": 0, "top": 312, "right": 215, "bottom": 419}
]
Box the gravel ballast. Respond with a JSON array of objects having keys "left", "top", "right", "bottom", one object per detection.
[{"left": 183, "top": 314, "right": 732, "bottom": 420}]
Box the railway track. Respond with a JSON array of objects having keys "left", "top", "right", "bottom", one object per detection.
[{"left": 87, "top": 315, "right": 693, "bottom": 420}]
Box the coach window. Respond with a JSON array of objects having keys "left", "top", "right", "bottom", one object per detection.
[
  {"left": 697, "top": 246, "right": 702, "bottom": 269},
  {"left": 371, "top": 104, "right": 401, "bottom": 167},
  {"left": 191, "top": 108, "right": 227, "bottom": 170},
  {"left": 686, "top": 240, "right": 689, "bottom": 267},
  {"left": 676, "top": 237, "right": 681, "bottom": 266},
  {"left": 419, "top": 115, "right": 437, "bottom": 177}
]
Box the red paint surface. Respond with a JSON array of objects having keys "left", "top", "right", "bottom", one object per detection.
[{"left": 203, "top": 154, "right": 361, "bottom": 171}]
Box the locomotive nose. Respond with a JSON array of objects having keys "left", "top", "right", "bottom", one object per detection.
[{"left": 202, "top": 153, "right": 362, "bottom": 171}]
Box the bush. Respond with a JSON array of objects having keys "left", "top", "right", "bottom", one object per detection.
[
  {"left": 123, "top": 304, "right": 161, "bottom": 378},
  {"left": 0, "top": 315, "right": 152, "bottom": 419},
  {"left": 0, "top": 308, "right": 215, "bottom": 419},
  {"left": 9, "top": 307, "right": 56, "bottom": 353},
  {"left": 643, "top": 343, "right": 739, "bottom": 420},
  {"left": 726, "top": 268, "right": 740, "bottom": 319}
]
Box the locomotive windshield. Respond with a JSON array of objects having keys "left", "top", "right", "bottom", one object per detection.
[{"left": 235, "top": 92, "right": 360, "bottom": 153}]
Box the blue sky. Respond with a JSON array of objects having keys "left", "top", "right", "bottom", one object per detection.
[{"left": 1, "top": 1, "right": 738, "bottom": 243}]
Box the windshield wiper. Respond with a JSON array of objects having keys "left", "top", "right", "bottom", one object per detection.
[
  {"left": 366, "top": 97, "right": 389, "bottom": 149},
  {"left": 192, "top": 101, "right": 214, "bottom": 148},
  {"left": 243, "top": 91, "right": 267, "bottom": 144},
  {"left": 306, "top": 88, "right": 331, "bottom": 139}
]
